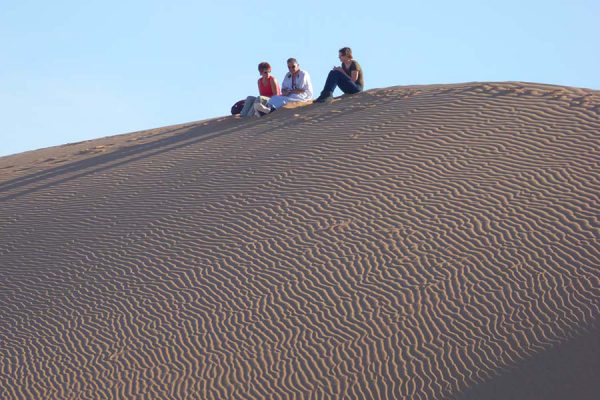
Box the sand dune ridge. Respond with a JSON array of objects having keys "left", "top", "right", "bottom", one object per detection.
[{"left": 1, "top": 82, "right": 599, "bottom": 399}]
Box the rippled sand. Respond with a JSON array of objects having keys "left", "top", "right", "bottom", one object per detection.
[{"left": 1, "top": 82, "right": 599, "bottom": 399}]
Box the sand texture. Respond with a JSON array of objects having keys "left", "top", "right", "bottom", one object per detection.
[{"left": 1, "top": 82, "right": 599, "bottom": 399}]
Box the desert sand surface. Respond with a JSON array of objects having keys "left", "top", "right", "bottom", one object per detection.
[{"left": 1, "top": 82, "right": 599, "bottom": 399}]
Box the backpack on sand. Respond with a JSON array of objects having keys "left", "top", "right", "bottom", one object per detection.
[{"left": 231, "top": 99, "right": 246, "bottom": 115}]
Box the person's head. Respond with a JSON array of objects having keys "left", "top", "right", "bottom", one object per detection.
[
  {"left": 258, "top": 62, "right": 272, "bottom": 76},
  {"left": 287, "top": 58, "right": 299, "bottom": 74},
  {"left": 338, "top": 47, "right": 353, "bottom": 62}
]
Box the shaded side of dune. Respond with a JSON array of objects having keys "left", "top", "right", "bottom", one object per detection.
[{"left": 455, "top": 322, "right": 600, "bottom": 400}]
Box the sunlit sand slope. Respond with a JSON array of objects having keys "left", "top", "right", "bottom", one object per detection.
[{"left": 1, "top": 82, "right": 599, "bottom": 399}]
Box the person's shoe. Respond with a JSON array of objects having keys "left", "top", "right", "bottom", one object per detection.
[
  {"left": 314, "top": 94, "right": 333, "bottom": 103},
  {"left": 255, "top": 102, "right": 272, "bottom": 115},
  {"left": 258, "top": 105, "right": 277, "bottom": 117}
]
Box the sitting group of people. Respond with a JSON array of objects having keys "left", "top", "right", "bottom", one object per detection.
[{"left": 238, "top": 47, "right": 364, "bottom": 117}]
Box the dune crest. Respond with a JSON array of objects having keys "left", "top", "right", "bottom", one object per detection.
[{"left": 1, "top": 82, "right": 599, "bottom": 399}]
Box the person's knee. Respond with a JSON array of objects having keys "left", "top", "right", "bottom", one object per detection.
[{"left": 328, "top": 69, "right": 343, "bottom": 79}]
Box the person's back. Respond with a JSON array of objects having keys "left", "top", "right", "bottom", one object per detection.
[{"left": 341, "top": 60, "right": 363, "bottom": 89}]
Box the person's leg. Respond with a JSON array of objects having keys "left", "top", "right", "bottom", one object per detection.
[
  {"left": 337, "top": 77, "right": 362, "bottom": 95},
  {"left": 240, "top": 96, "right": 256, "bottom": 117},
  {"left": 267, "top": 95, "right": 289, "bottom": 109},
  {"left": 255, "top": 99, "right": 271, "bottom": 115},
  {"left": 315, "top": 70, "right": 361, "bottom": 102},
  {"left": 320, "top": 70, "right": 342, "bottom": 97}
]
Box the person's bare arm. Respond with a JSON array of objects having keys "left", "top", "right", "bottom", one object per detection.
[
  {"left": 334, "top": 66, "right": 359, "bottom": 83},
  {"left": 271, "top": 78, "right": 280, "bottom": 95}
]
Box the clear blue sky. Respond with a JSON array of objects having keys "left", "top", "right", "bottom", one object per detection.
[{"left": 1, "top": 0, "right": 599, "bottom": 157}]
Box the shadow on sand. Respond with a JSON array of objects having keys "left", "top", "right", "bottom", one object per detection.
[
  {"left": 0, "top": 118, "right": 251, "bottom": 202},
  {"left": 454, "top": 322, "right": 600, "bottom": 400}
]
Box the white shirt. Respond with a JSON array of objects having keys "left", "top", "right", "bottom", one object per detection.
[{"left": 280, "top": 69, "right": 313, "bottom": 101}]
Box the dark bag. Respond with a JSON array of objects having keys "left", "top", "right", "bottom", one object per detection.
[{"left": 231, "top": 100, "right": 246, "bottom": 115}]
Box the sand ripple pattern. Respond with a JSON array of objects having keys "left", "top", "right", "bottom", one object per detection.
[{"left": 1, "top": 82, "right": 599, "bottom": 399}]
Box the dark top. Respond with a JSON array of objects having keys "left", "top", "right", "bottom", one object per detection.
[{"left": 342, "top": 60, "right": 364, "bottom": 88}]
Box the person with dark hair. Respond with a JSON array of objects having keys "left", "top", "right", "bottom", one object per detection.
[
  {"left": 257, "top": 62, "right": 280, "bottom": 97},
  {"left": 239, "top": 61, "right": 281, "bottom": 117},
  {"left": 263, "top": 58, "right": 313, "bottom": 112},
  {"left": 314, "top": 47, "right": 364, "bottom": 103}
]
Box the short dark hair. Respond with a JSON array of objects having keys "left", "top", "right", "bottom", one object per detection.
[
  {"left": 286, "top": 58, "right": 298, "bottom": 65},
  {"left": 258, "top": 62, "right": 271, "bottom": 72},
  {"left": 339, "top": 47, "right": 353, "bottom": 59}
]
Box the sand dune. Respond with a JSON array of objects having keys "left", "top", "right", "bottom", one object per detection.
[{"left": 1, "top": 82, "right": 599, "bottom": 399}]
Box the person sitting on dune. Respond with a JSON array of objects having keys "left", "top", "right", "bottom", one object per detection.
[
  {"left": 314, "top": 47, "right": 363, "bottom": 103},
  {"left": 257, "top": 61, "right": 280, "bottom": 98},
  {"left": 240, "top": 62, "right": 281, "bottom": 117},
  {"left": 260, "top": 58, "right": 313, "bottom": 114}
]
